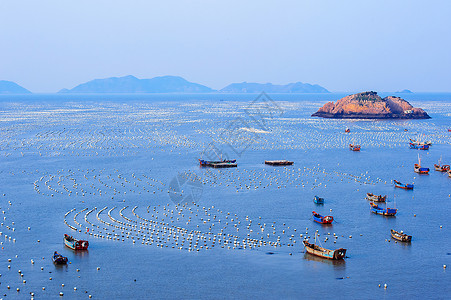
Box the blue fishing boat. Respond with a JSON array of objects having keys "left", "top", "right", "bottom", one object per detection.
[
  {"left": 409, "top": 143, "right": 429, "bottom": 150},
  {"left": 312, "top": 211, "right": 333, "bottom": 224},
  {"left": 52, "top": 251, "right": 68, "bottom": 264},
  {"left": 64, "top": 234, "right": 89, "bottom": 250},
  {"left": 394, "top": 180, "right": 414, "bottom": 189},
  {"left": 313, "top": 196, "right": 324, "bottom": 204},
  {"left": 370, "top": 202, "right": 397, "bottom": 216}
]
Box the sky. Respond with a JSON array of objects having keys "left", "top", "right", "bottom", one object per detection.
[{"left": 0, "top": 0, "right": 450, "bottom": 93}]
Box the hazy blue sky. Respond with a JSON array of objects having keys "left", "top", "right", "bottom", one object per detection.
[{"left": 1, "top": 0, "right": 450, "bottom": 92}]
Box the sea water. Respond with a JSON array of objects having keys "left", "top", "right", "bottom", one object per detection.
[{"left": 0, "top": 93, "right": 450, "bottom": 299}]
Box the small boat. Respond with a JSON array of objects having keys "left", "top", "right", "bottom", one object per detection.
[
  {"left": 409, "top": 143, "right": 429, "bottom": 150},
  {"left": 366, "top": 193, "right": 386, "bottom": 202},
  {"left": 448, "top": 170, "right": 451, "bottom": 178},
  {"left": 390, "top": 229, "right": 412, "bottom": 242},
  {"left": 370, "top": 202, "right": 397, "bottom": 216},
  {"left": 199, "top": 159, "right": 237, "bottom": 168},
  {"left": 345, "top": 128, "right": 350, "bottom": 133},
  {"left": 312, "top": 211, "right": 333, "bottom": 224},
  {"left": 265, "top": 160, "right": 294, "bottom": 166},
  {"left": 410, "top": 139, "right": 432, "bottom": 146},
  {"left": 52, "top": 251, "right": 68, "bottom": 264},
  {"left": 394, "top": 180, "right": 414, "bottom": 189},
  {"left": 303, "top": 233, "right": 346, "bottom": 260},
  {"left": 64, "top": 234, "right": 89, "bottom": 250},
  {"left": 349, "top": 144, "right": 361, "bottom": 151},
  {"left": 434, "top": 157, "right": 450, "bottom": 172},
  {"left": 313, "top": 196, "right": 324, "bottom": 204},
  {"left": 414, "top": 155, "right": 429, "bottom": 174}
]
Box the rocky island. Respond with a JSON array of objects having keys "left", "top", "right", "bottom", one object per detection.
[{"left": 312, "top": 91, "right": 430, "bottom": 119}]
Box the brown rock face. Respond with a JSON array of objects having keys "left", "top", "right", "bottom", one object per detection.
[{"left": 312, "top": 91, "right": 430, "bottom": 119}]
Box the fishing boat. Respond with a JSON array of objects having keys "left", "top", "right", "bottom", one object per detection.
[
  {"left": 313, "top": 196, "right": 324, "bottom": 204},
  {"left": 448, "top": 170, "right": 451, "bottom": 178},
  {"left": 303, "top": 233, "right": 346, "bottom": 260},
  {"left": 409, "top": 143, "right": 429, "bottom": 150},
  {"left": 265, "top": 160, "right": 294, "bottom": 166},
  {"left": 349, "top": 144, "right": 361, "bottom": 151},
  {"left": 312, "top": 211, "right": 333, "bottom": 224},
  {"left": 199, "top": 159, "right": 237, "bottom": 168},
  {"left": 345, "top": 128, "right": 350, "bottom": 133},
  {"left": 365, "top": 193, "right": 386, "bottom": 202},
  {"left": 434, "top": 157, "right": 450, "bottom": 172},
  {"left": 64, "top": 234, "right": 89, "bottom": 250},
  {"left": 414, "top": 154, "right": 429, "bottom": 174},
  {"left": 370, "top": 202, "right": 397, "bottom": 216},
  {"left": 410, "top": 139, "right": 432, "bottom": 146},
  {"left": 52, "top": 251, "right": 68, "bottom": 264},
  {"left": 394, "top": 180, "right": 414, "bottom": 189},
  {"left": 390, "top": 229, "right": 412, "bottom": 242}
]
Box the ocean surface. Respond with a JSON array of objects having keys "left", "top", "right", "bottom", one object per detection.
[{"left": 0, "top": 93, "right": 450, "bottom": 299}]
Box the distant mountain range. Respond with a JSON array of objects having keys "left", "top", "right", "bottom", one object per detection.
[
  {"left": 220, "top": 82, "right": 329, "bottom": 93},
  {"left": 59, "top": 75, "right": 214, "bottom": 93},
  {"left": 0, "top": 75, "right": 331, "bottom": 94},
  {"left": 0, "top": 80, "right": 31, "bottom": 94}
]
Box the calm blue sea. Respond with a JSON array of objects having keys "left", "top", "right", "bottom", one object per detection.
[{"left": 0, "top": 93, "right": 450, "bottom": 299}]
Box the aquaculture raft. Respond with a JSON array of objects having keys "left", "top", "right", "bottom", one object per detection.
[
  {"left": 199, "top": 159, "right": 237, "bottom": 168},
  {"left": 264, "top": 160, "right": 294, "bottom": 166},
  {"left": 64, "top": 234, "right": 89, "bottom": 250}
]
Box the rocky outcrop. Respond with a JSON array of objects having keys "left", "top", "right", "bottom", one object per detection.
[{"left": 311, "top": 91, "right": 430, "bottom": 119}]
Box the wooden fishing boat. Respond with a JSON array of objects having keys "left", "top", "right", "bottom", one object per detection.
[
  {"left": 394, "top": 180, "right": 414, "bottom": 189},
  {"left": 265, "top": 160, "right": 294, "bottom": 166},
  {"left": 370, "top": 202, "right": 397, "bottom": 216},
  {"left": 349, "top": 144, "right": 360, "bottom": 151},
  {"left": 366, "top": 193, "right": 386, "bottom": 202},
  {"left": 64, "top": 234, "right": 89, "bottom": 250},
  {"left": 414, "top": 155, "right": 429, "bottom": 174},
  {"left": 52, "top": 251, "right": 68, "bottom": 264},
  {"left": 345, "top": 128, "right": 350, "bottom": 133},
  {"left": 303, "top": 235, "right": 346, "bottom": 260},
  {"left": 313, "top": 196, "right": 324, "bottom": 204},
  {"left": 390, "top": 229, "right": 412, "bottom": 242},
  {"left": 434, "top": 157, "right": 450, "bottom": 172},
  {"left": 199, "top": 159, "right": 237, "bottom": 168},
  {"left": 312, "top": 211, "right": 333, "bottom": 224},
  {"left": 409, "top": 143, "right": 429, "bottom": 150}
]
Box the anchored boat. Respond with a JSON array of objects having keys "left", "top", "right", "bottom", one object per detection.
[
  {"left": 390, "top": 229, "right": 412, "bottom": 242},
  {"left": 414, "top": 155, "right": 429, "bottom": 174},
  {"left": 64, "top": 234, "right": 89, "bottom": 250},
  {"left": 394, "top": 180, "right": 414, "bottom": 189},
  {"left": 303, "top": 233, "right": 346, "bottom": 260},
  {"left": 313, "top": 195, "right": 324, "bottom": 204},
  {"left": 370, "top": 202, "right": 397, "bottom": 216},
  {"left": 434, "top": 157, "right": 450, "bottom": 172},
  {"left": 409, "top": 143, "right": 429, "bottom": 150},
  {"left": 349, "top": 144, "right": 361, "bottom": 151},
  {"left": 264, "top": 160, "right": 293, "bottom": 166},
  {"left": 312, "top": 211, "right": 333, "bottom": 224},
  {"left": 52, "top": 251, "right": 68, "bottom": 264},
  {"left": 366, "top": 193, "right": 386, "bottom": 202}
]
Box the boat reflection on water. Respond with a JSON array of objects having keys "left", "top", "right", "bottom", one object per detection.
[
  {"left": 303, "top": 252, "right": 346, "bottom": 267},
  {"left": 73, "top": 249, "right": 90, "bottom": 258}
]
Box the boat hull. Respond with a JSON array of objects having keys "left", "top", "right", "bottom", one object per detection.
[
  {"left": 303, "top": 241, "right": 346, "bottom": 260},
  {"left": 391, "top": 229, "right": 412, "bottom": 242},
  {"left": 394, "top": 180, "right": 414, "bottom": 189},
  {"left": 265, "top": 160, "right": 294, "bottom": 166},
  {"left": 312, "top": 211, "right": 333, "bottom": 224},
  {"left": 370, "top": 203, "right": 397, "bottom": 216},
  {"left": 64, "top": 234, "right": 89, "bottom": 250}
]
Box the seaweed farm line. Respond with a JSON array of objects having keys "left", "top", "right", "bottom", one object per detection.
[{"left": 0, "top": 93, "right": 450, "bottom": 299}]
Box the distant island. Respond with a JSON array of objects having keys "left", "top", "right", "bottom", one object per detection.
[
  {"left": 312, "top": 91, "right": 430, "bottom": 119},
  {"left": 0, "top": 80, "right": 31, "bottom": 94},
  {"left": 59, "top": 75, "right": 214, "bottom": 93},
  {"left": 395, "top": 89, "right": 413, "bottom": 93},
  {"left": 220, "top": 82, "right": 329, "bottom": 93}
]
